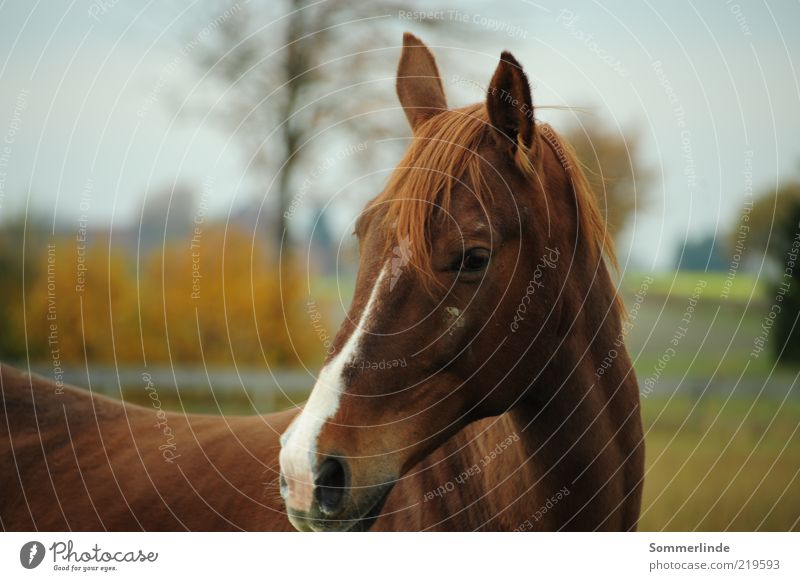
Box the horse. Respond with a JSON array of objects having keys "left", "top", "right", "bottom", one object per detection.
[
  {"left": 0, "top": 33, "right": 644, "bottom": 532},
  {"left": 278, "top": 33, "right": 644, "bottom": 532}
]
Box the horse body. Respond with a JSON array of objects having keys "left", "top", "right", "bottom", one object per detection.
[{"left": 0, "top": 364, "right": 294, "bottom": 531}]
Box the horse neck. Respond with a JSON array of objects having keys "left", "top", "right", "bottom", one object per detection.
[
  {"left": 382, "top": 274, "right": 642, "bottom": 531},
  {"left": 507, "top": 261, "right": 643, "bottom": 530},
  {"left": 385, "top": 413, "right": 536, "bottom": 531}
]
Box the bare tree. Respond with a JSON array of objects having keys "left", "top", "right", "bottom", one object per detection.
[{"left": 189, "top": 1, "right": 455, "bottom": 257}]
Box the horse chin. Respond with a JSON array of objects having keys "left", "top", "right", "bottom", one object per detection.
[{"left": 340, "top": 482, "right": 394, "bottom": 532}]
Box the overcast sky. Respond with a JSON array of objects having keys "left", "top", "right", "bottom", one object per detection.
[{"left": 0, "top": 0, "right": 798, "bottom": 270}]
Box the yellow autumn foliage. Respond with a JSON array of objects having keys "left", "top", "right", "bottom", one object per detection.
[{"left": 16, "top": 226, "right": 319, "bottom": 368}]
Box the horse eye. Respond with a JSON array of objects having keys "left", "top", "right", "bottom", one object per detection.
[{"left": 456, "top": 248, "right": 490, "bottom": 273}]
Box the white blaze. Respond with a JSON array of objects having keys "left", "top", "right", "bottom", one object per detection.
[{"left": 279, "top": 266, "right": 388, "bottom": 511}]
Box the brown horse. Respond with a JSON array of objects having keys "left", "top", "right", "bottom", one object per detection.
[{"left": 0, "top": 34, "right": 643, "bottom": 532}]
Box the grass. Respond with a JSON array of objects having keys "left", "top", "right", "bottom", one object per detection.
[
  {"left": 121, "top": 386, "right": 307, "bottom": 416},
  {"left": 640, "top": 395, "right": 800, "bottom": 531},
  {"left": 622, "top": 270, "right": 767, "bottom": 303},
  {"left": 621, "top": 270, "right": 795, "bottom": 378}
]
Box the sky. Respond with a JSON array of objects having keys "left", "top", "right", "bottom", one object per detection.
[{"left": 0, "top": 0, "right": 798, "bottom": 271}]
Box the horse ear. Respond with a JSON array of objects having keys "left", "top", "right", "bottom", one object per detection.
[
  {"left": 486, "top": 51, "right": 535, "bottom": 162},
  {"left": 396, "top": 32, "right": 448, "bottom": 132}
]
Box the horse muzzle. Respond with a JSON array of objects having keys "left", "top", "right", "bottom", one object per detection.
[{"left": 280, "top": 456, "right": 395, "bottom": 532}]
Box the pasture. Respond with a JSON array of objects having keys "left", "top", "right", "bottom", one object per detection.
[{"left": 640, "top": 395, "right": 800, "bottom": 531}]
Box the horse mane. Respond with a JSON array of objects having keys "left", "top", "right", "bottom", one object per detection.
[
  {"left": 376, "top": 102, "right": 623, "bottom": 320},
  {"left": 377, "top": 102, "right": 490, "bottom": 286},
  {"left": 538, "top": 123, "right": 625, "bottom": 319}
]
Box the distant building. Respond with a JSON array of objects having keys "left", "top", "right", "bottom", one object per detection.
[{"left": 675, "top": 234, "right": 728, "bottom": 272}]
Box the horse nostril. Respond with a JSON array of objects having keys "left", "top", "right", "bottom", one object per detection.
[
  {"left": 279, "top": 472, "right": 288, "bottom": 500},
  {"left": 315, "top": 457, "right": 347, "bottom": 514}
]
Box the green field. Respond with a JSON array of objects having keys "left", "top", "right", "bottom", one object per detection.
[
  {"left": 622, "top": 271, "right": 779, "bottom": 378},
  {"left": 640, "top": 395, "right": 800, "bottom": 531},
  {"left": 627, "top": 272, "right": 799, "bottom": 530}
]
